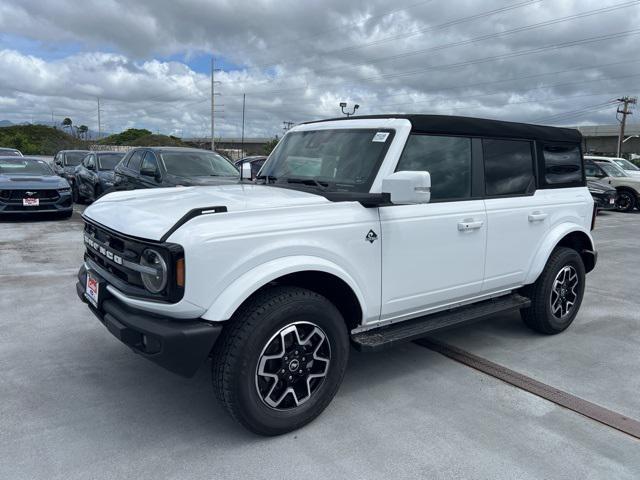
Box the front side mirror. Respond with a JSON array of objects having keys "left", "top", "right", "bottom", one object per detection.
[
  {"left": 87, "top": 164, "right": 95, "bottom": 171},
  {"left": 241, "top": 162, "right": 252, "bottom": 179},
  {"left": 382, "top": 171, "right": 431, "bottom": 205},
  {"left": 140, "top": 166, "right": 160, "bottom": 180}
]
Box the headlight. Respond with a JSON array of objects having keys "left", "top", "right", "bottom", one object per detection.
[
  {"left": 140, "top": 249, "right": 168, "bottom": 293},
  {"left": 58, "top": 187, "right": 71, "bottom": 193}
]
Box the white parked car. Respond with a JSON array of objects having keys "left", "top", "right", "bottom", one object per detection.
[
  {"left": 77, "top": 115, "right": 597, "bottom": 435},
  {"left": 585, "top": 155, "right": 640, "bottom": 177}
]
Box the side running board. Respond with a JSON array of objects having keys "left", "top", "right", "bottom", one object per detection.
[{"left": 351, "top": 293, "right": 531, "bottom": 352}]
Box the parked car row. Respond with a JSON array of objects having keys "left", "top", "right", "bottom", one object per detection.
[{"left": 585, "top": 156, "right": 640, "bottom": 212}]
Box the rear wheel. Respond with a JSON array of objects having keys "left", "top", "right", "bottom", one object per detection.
[
  {"left": 521, "top": 247, "right": 585, "bottom": 334},
  {"left": 615, "top": 189, "right": 636, "bottom": 212},
  {"left": 212, "top": 286, "right": 349, "bottom": 435}
]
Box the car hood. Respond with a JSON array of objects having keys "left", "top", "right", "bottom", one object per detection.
[
  {"left": 83, "top": 183, "right": 329, "bottom": 241},
  {"left": 0, "top": 174, "right": 69, "bottom": 190}
]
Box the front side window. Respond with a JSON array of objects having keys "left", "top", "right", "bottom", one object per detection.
[
  {"left": 65, "top": 152, "right": 86, "bottom": 166},
  {"left": 127, "top": 150, "right": 144, "bottom": 171},
  {"left": 141, "top": 152, "right": 159, "bottom": 173},
  {"left": 598, "top": 162, "right": 626, "bottom": 178},
  {"left": 584, "top": 162, "right": 605, "bottom": 178},
  {"left": 483, "top": 139, "right": 534, "bottom": 196},
  {"left": 542, "top": 144, "right": 583, "bottom": 186},
  {"left": 260, "top": 129, "right": 394, "bottom": 192},
  {"left": 98, "top": 153, "right": 124, "bottom": 170},
  {"left": 161, "top": 151, "right": 239, "bottom": 177},
  {"left": 86, "top": 155, "right": 95, "bottom": 169},
  {"left": 396, "top": 134, "right": 471, "bottom": 201}
]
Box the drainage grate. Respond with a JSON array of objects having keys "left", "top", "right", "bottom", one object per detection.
[{"left": 415, "top": 338, "right": 640, "bottom": 440}]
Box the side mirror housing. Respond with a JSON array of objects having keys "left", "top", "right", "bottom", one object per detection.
[
  {"left": 241, "top": 162, "right": 252, "bottom": 179},
  {"left": 382, "top": 171, "right": 431, "bottom": 205},
  {"left": 140, "top": 166, "right": 160, "bottom": 181}
]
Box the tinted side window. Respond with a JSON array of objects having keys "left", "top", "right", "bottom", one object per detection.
[
  {"left": 127, "top": 151, "right": 144, "bottom": 171},
  {"left": 396, "top": 135, "right": 472, "bottom": 201},
  {"left": 141, "top": 152, "right": 158, "bottom": 173},
  {"left": 86, "top": 155, "right": 95, "bottom": 169},
  {"left": 542, "top": 144, "right": 583, "bottom": 186},
  {"left": 483, "top": 139, "right": 534, "bottom": 196},
  {"left": 584, "top": 162, "right": 603, "bottom": 178}
]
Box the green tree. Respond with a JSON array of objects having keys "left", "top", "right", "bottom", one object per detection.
[
  {"left": 61, "top": 117, "right": 73, "bottom": 136},
  {"left": 78, "top": 125, "right": 89, "bottom": 139},
  {"left": 263, "top": 136, "right": 279, "bottom": 155}
]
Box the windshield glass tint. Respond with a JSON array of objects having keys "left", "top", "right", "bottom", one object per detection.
[
  {"left": 599, "top": 163, "right": 626, "bottom": 177},
  {"left": 98, "top": 153, "right": 124, "bottom": 170},
  {"left": 65, "top": 152, "right": 87, "bottom": 166},
  {"left": 0, "top": 158, "right": 53, "bottom": 175},
  {"left": 261, "top": 129, "right": 394, "bottom": 192},
  {"left": 0, "top": 150, "right": 21, "bottom": 156},
  {"left": 161, "top": 151, "right": 239, "bottom": 177},
  {"left": 614, "top": 158, "right": 640, "bottom": 171}
]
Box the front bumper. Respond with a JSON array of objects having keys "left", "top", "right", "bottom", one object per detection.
[
  {"left": 0, "top": 190, "right": 72, "bottom": 214},
  {"left": 77, "top": 264, "right": 222, "bottom": 377},
  {"left": 590, "top": 190, "right": 617, "bottom": 210}
]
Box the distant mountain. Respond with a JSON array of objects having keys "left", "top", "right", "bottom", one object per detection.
[
  {"left": 0, "top": 124, "right": 89, "bottom": 155},
  {"left": 0, "top": 119, "right": 109, "bottom": 140},
  {"left": 0, "top": 120, "right": 14, "bottom": 127}
]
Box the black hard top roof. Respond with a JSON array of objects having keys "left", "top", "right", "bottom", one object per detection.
[{"left": 305, "top": 114, "right": 581, "bottom": 144}]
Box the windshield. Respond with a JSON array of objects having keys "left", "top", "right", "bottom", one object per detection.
[
  {"left": 98, "top": 153, "right": 124, "bottom": 170},
  {"left": 260, "top": 129, "right": 394, "bottom": 192},
  {"left": 0, "top": 149, "right": 21, "bottom": 156},
  {"left": 598, "top": 162, "right": 627, "bottom": 178},
  {"left": 0, "top": 158, "right": 54, "bottom": 175},
  {"left": 614, "top": 158, "right": 640, "bottom": 171},
  {"left": 161, "top": 151, "right": 239, "bottom": 177},
  {"left": 65, "top": 152, "right": 87, "bottom": 166}
]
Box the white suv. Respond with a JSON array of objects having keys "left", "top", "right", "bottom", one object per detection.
[{"left": 77, "top": 115, "right": 597, "bottom": 435}]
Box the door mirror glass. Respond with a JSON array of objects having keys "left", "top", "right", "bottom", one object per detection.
[{"left": 382, "top": 171, "right": 431, "bottom": 205}]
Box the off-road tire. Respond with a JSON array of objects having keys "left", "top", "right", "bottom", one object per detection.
[
  {"left": 212, "top": 286, "right": 349, "bottom": 436},
  {"left": 520, "top": 247, "right": 585, "bottom": 334}
]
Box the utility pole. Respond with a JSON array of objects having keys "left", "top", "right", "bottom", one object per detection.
[
  {"left": 282, "top": 121, "right": 294, "bottom": 133},
  {"left": 241, "top": 93, "right": 246, "bottom": 158},
  {"left": 339, "top": 102, "right": 359, "bottom": 117},
  {"left": 97, "top": 97, "right": 102, "bottom": 140},
  {"left": 616, "top": 96, "right": 637, "bottom": 157},
  {"left": 211, "top": 57, "right": 215, "bottom": 151}
]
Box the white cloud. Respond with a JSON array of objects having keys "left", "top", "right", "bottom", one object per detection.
[{"left": 0, "top": 0, "right": 639, "bottom": 136}]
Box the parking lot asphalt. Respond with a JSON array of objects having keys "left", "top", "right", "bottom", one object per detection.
[{"left": 1, "top": 207, "right": 639, "bottom": 479}]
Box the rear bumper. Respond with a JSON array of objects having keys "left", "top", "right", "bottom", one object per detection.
[{"left": 77, "top": 265, "right": 222, "bottom": 377}]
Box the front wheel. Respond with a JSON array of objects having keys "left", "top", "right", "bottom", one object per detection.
[
  {"left": 520, "top": 247, "right": 586, "bottom": 334},
  {"left": 615, "top": 190, "right": 636, "bottom": 212},
  {"left": 212, "top": 286, "right": 349, "bottom": 435},
  {"left": 71, "top": 182, "right": 82, "bottom": 204}
]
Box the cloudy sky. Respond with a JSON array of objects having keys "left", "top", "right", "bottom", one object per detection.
[{"left": 0, "top": 0, "right": 639, "bottom": 138}]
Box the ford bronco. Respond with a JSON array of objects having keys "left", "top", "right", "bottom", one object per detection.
[{"left": 77, "top": 115, "right": 596, "bottom": 435}]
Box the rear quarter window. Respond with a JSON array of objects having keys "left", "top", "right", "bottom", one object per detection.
[{"left": 541, "top": 144, "right": 583, "bottom": 187}]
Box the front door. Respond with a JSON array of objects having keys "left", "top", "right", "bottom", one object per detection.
[{"left": 379, "top": 134, "right": 486, "bottom": 322}]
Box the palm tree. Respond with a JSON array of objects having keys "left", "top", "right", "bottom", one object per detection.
[
  {"left": 78, "top": 125, "right": 88, "bottom": 140},
  {"left": 62, "top": 117, "right": 73, "bottom": 136}
]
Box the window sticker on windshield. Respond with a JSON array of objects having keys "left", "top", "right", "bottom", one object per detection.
[{"left": 372, "top": 132, "right": 389, "bottom": 142}]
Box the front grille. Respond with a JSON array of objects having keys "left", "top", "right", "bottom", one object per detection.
[
  {"left": 83, "top": 219, "right": 184, "bottom": 303},
  {"left": 2, "top": 189, "right": 60, "bottom": 204}
]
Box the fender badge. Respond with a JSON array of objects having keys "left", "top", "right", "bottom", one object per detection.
[{"left": 365, "top": 230, "right": 378, "bottom": 243}]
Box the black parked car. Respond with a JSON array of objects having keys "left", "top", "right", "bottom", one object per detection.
[
  {"left": 0, "top": 156, "right": 72, "bottom": 217},
  {"left": 53, "top": 149, "right": 89, "bottom": 186},
  {"left": 73, "top": 151, "right": 126, "bottom": 203},
  {"left": 0, "top": 147, "right": 23, "bottom": 157},
  {"left": 113, "top": 147, "right": 239, "bottom": 191},
  {"left": 235, "top": 155, "right": 267, "bottom": 181},
  {"left": 587, "top": 179, "right": 617, "bottom": 211}
]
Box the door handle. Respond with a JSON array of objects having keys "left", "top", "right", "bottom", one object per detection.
[
  {"left": 458, "top": 220, "right": 484, "bottom": 231},
  {"left": 528, "top": 212, "right": 548, "bottom": 222}
]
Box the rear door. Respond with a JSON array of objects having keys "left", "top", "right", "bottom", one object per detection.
[
  {"left": 379, "top": 134, "right": 487, "bottom": 321},
  {"left": 481, "top": 138, "right": 545, "bottom": 292}
]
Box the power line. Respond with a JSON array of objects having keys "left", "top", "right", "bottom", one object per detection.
[{"left": 226, "top": 0, "right": 639, "bottom": 88}]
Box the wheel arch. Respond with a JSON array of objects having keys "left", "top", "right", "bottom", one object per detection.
[
  {"left": 202, "top": 256, "right": 367, "bottom": 330},
  {"left": 525, "top": 225, "right": 596, "bottom": 285}
]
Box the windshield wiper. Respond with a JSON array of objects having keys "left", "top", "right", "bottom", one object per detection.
[{"left": 284, "top": 177, "right": 329, "bottom": 190}]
